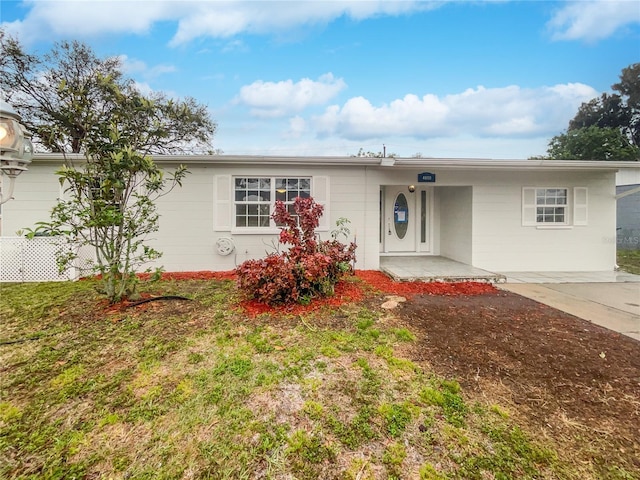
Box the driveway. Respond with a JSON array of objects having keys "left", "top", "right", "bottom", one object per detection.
[{"left": 500, "top": 280, "right": 640, "bottom": 341}]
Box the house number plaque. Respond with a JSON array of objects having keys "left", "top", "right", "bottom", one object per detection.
[{"left": 418, "top": 172, "right": 436, "bottom": 183}]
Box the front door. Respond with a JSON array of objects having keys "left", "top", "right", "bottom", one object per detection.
[{"left": 384, "top": 186, "right": 416, "bottom": 252}]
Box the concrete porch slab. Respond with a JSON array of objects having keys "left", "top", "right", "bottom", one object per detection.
[{"left": 379, "top": 256, "right": 506, "bottom": 283}]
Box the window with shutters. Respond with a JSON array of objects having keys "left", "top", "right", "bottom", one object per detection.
[{"left": 522, "top": 187, "right": 587, "bottom": 227}]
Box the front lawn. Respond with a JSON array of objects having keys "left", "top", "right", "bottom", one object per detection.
[
  {"left": 617, "top": 249, "right": 640, "bottom": 274},
  {"left": 1, "top": 275, "right": 638, "bottom": 479}
]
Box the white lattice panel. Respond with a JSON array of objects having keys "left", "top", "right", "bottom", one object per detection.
[{"left": 0, "top": 236, "right": 95, "bottom": 282}]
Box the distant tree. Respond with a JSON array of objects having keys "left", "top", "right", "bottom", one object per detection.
[
  {"left": 569, "top": 94, "right": 631, "bottom": 137},
  {"left": 546, "top": 126, "right": 639, "bottom": 161},
  {"left": 352, "top": 147, "right": 396, "bottom": 158},
  {"left": 0, "top": 32, "right": 216, "bottom": 154},
  {"left": 568, "top": 63, "right": 639, "bottom": 147},
  {"left": 543, "top": 63, "right": 640, "bottom": 161}
]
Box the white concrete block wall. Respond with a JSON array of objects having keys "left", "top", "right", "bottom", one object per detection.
[
  {"left": 471, "top": 171, "right": 617, "bottom": 271},
  {"left": 149, "top": 167, "right": 220, "bottom": 271},
  {"left": 1, "top": 157, "right": 626, "bottom": 275},
  {"left": 2, "top": 165, "right": 63, "bottom": 236},
  {"left": 149, "top": 164, "right": 370, "bottom": 272},
  {"left": 325, "top": 167, "right": 372, "bottom": 269},
  {"left": 359, "top": 167, "right": 383, "bottom": 270},
  {"left": 438, "top": 187, "right": 472, "bottom": 265}
]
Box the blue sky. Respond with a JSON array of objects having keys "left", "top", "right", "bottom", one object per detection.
[{"left": 1, "top": 0, "right": 639, "bottom": 159}]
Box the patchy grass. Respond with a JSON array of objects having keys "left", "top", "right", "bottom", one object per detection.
[
  {"left": 617, "top": 249, "right": 640, "bottom": 275},
  {"left": 0, "top": 276, "right": 635, "bottom": 479}
]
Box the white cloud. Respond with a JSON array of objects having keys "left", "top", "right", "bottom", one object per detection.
[
  {"left": 169, "top": 1, "right": 434, "bottom": 46},
  {"left": 5, "top": 1, "right": 637, "bottom": 46},
  {"left": 312, "top": 83, "right": 598, "bottom": 140},
  {"left": 237, "top": 73, "right": 347, "bottom": 118},
  {"left": 220, "top": 39, "right": 249, "bottom": 54},
  {"left": 214, "top": 128, "right": 553, "bottom": 159},
  {"left": 284, "top": 116, "right": 307, "bottom": 139},
  {"left": 118, "top": 55, "right": 177, "bottom": 79},
  {"left": 118, "top": 55, "right": 148, "bottom": 74},
  {"left": 133, "top": 81, "right": 154, "bottom": 97},
  {"left": 547, "top": 0, "right": 640, "bottom": 42},
  {"left": 1, "top": 1, "right": 178, "bottom": 45},
  {"left": 1, "top": 0, "right": 435, "bottom": 46}
]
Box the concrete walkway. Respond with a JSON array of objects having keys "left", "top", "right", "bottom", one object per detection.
[{"left": 500, "top": 275, "right": 640, "bottom": 341}]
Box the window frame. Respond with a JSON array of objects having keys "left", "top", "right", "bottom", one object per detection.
[
  {"left": 534, "top": 187, "right": 568, "bottom": 225},
  {"left": 233, "top": 177, "right": 273, "bottom": 229},
  {"left": 232, "top": 176, "right": 312, "bottom": 232}
]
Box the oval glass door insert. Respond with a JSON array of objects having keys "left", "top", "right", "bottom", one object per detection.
[{"left": 394, "top": 193, "right": 409, "bottom": 239}]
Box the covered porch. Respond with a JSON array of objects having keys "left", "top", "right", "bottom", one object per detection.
[{"left": 379, "top": 256, "right": 506, "bottom": 283}]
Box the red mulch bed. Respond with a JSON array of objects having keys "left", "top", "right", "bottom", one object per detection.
[
  {"left": 148, "top": 269, "right": 496, "bottom": 317},
  {"left": 354, "top": 270, "right": 496, "bottom": 296},
  {"left": 98, "top": 270, "right": 496, "bottom": 316}
]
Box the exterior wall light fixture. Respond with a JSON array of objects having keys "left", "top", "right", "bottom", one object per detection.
[{"left": 0, "top": 100, "right": 33, "bottom": 205}]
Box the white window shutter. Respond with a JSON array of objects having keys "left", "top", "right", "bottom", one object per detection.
[
  {"left": 312, "top": 176, "right": 329, "bottom": 231},
  {"left": 214, "top": 175, "right": 232, "bottom": 231},
  {"left": 522, "top": 187, "right": 536, "bottom": 226},
  {"left": 573, "top": 187, "right": 588, "bottom": 226}
]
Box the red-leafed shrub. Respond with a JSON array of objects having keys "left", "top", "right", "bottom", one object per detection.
[{"left": 236, "top": 197, "right": 357, "bottom": 305}]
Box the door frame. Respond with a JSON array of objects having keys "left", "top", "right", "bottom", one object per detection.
[{"left": 380, "top": 185, "right": 433, "bottom": 254}]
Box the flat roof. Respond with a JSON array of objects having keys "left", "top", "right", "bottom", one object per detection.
[{"left": 32, "top": 153, "right": 640, "bottom": 171}]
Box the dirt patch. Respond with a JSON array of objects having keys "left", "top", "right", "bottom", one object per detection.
[{"left": 390, "top": 290, "right": 640, "bottom": 470}]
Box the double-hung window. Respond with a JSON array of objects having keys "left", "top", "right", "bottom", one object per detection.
[
  {"left": 274, "top": 177, "right": 311, "bottom": 224},
  {"left": 535, "top": 188, "right": 567, "bottom": 224},
  {"left": 234, "top": 177, "right": 311, "bottom": 228},
  {"left": 234, "top": 178, "right": 272, "bottom": 227}
]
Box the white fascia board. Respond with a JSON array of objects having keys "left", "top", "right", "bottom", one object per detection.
[
  {"left": 31, "top": 153, "right": 639, "bottom": 172},
  {"left": 392, "top": 158, "right": 640, "bottom": 171},
  {"left": 31, "top": 153, "right": 382, "bottom": 168}
]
